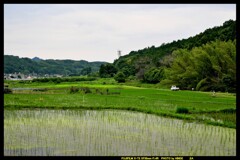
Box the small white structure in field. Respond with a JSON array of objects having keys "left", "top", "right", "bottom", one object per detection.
[
  {"left": 171, "top": 85, "right": 179, "bottom": 91},
  {"left": 212, "top": 90, "right": 216, "bottom": 97}
]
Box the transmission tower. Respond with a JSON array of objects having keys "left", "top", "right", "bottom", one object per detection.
[{"left": 117, "top": 50, "right": 121, "bottom": 58}]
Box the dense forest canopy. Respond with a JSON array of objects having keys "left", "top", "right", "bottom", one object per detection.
[{"left": 4, "top": 55, "right": 106, "bottom": 76}]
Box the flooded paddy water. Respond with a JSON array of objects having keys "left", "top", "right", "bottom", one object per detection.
[{"left": 4, "top": 109, "right": 236, "bottom": 156}]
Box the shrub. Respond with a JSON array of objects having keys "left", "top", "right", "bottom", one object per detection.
[
  {"left": 143, "top": 67, "right": 165, "bottom": 84},
  {"left": 4, "top": 88, "right": 12, "bottom": 94},
  {"left": 80, "top": 87, "right": 92, "bottom": 94},
  {"left": 114, "top": 72, "right": 126, "bottom": 83},
  {"left": 127, "top": 75, "right": 136, "bottom": 81},
  {"left": 69, "top": 86, "right": 79, "bottom": 94},
  {"left": 219, "top": 108, "right": 236, "bottom": 114},
  {"left": 176, "top": 107, "right": 189, "bottom": 114},
  {"left": 33, "top": 88, "right": 48, "bottom": 92}
]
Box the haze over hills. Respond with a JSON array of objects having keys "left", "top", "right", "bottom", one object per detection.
[{"left": 4, "top": 55, "right": 107, "bottom": 76}]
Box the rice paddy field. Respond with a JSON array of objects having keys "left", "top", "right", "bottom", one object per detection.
[
  {"left": 4, "top": 78, "right": 236, "bottom": 156},
  {"left": 4, "top": 109, "right": 236, "bottom": 156}
]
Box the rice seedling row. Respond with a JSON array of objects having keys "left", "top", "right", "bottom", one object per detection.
[{"left": 4, "top": 109, "right": 236, "bottom": 156}]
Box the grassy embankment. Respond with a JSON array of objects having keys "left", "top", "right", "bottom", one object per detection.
[{"left": 4, "top": 78, "right": 236, "bottom": 128}]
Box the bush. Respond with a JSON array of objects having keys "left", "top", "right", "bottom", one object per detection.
[
  {"left": 80, "top": 87, "right": 92, "bottom": 94},
  {"left": 3, "top": 87, "right": 12, "bottom": 94},
  {"left": 176, "top": 107, "right": 189, "bottom": 114},
  {"left": 196, "top": 78, "right": 213, "bottom": 91},
  {"left": 33, "top": 88, "right": 48, "bottom": 92},
  {"left": 127, "top": 75, "right": 136, "bottom": 81},
  {"left": 53, "top": 78, "right": 62, "bottom": 84},
  {"left": 69, "top": 86, "right": 79, "bottom": 94},
  {"left": 143, "top": 67, "right": 165, "bottom": 84},
  {"left": 219, "top": 108, "right": 236, "bottom": 114},
  {"left": 114, "top": 72, "right": 126, "bottom": 83},
  {"left": 4, "top": 88, "right": 12, "bottom": 94}
]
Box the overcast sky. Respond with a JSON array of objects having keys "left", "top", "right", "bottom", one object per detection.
[{"left": 4, "top": 4, "right": 236, "bottom": 63}]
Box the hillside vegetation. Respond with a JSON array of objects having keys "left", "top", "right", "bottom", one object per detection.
[
  {"left": 112, "top": 20, "right": 236, "bottom": 92},
  {"left": 4, "top": 55, "right": 107, "bottom": 76}
]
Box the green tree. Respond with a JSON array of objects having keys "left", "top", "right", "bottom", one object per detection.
[
  {"left": 162, "top": 39, "right": 236, "bottom": 92},
  {"left": 80, "top": 67, "right": 92, "bottom": 75},
  {"left": 143, "top": 67, "right": 165, "bottom": 84},
  {"left": 114, "top": 72, "right": 126, "bottom": 83},
  {"left": 99, "top": 63, "right": 118, "bottom": 78}
]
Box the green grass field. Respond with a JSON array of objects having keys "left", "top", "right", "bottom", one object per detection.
[{"left": 4, "top": 78, "right": 236, "bottom": 128}]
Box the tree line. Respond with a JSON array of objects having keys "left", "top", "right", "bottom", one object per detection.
[{"left": 32, "top": 77, "right": 96, "bottom": 83}]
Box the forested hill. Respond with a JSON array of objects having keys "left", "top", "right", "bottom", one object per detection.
[
  {"left": 4, "top": 55, "right": 107, "bottom": 76},
  {"left": 113, "top": 20, "right": 236, "bottom": 73},
  {"left": 111, "top": 19, "right": 236, "bottom": 92}
]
